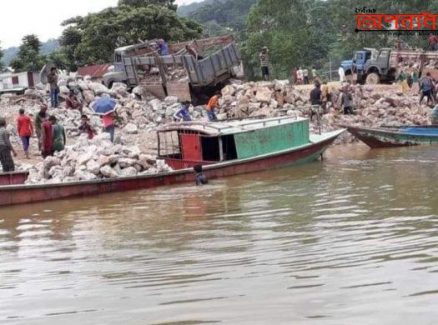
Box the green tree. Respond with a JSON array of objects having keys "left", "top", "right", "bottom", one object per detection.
[
  {"left": 118, "top": 0, "right": 177, "bottom": 10},
  {"left": 10, "top": 34, "right": 46, "bottom": 72},
  {"left": 60, "top": 4, "right": 202, "bottom": 67}
]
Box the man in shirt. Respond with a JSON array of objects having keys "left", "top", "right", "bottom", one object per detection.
[
  {"left": 16, "top": 108, "right": 34, "bottom": 159},
  {"left": 50, "top": 116, "right": 66, "bottom": 153},
  {"left": 259, "top": 47, "right": 270, "bottom": 81},
  {"left": 173, "top": 101, "right": 192, "bottom": 122},
  {"left": 102, "top": 112, "right": 116, "bottom": 142},
  {"left": 0, "top": 118, "right": 17, "bottom": 172},
  {"left": 419, "top": 72, "right": 435, "bottom": 105},
  {"left": 47, "top": 67, "right": 59, "bottom": 108},
  {"left": 303, "top": 68, "right": 309, "bottom": 84},
  {"left": 309, "top": 82, "right": 322, "bottom": 121},
  {"left": 205, "top": 93, "right": 221, "bottom": 122},
  {"left": 34, "top": 104, "right": 48, "bottom": 151},
  {"left": 79, "top": 115, "right": 96, "bottom": 139}
]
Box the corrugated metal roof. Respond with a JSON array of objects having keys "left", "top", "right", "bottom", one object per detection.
[
  {"left": 157, "top": 117, "right": 308, "bottom": 136},
  {"left": 77, "top": 64, "right": 112, "bottom": 78}
]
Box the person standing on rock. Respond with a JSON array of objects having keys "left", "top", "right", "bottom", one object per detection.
[
  {"left": 0, "top": 118, "right": 17, "bottom": 172},
  {"left": 338, "top": 67, "right": 345, "bottom": 82},
  {"left": 303, "top": 68, "right": 309, "bottom": 85},
  {"left": 41, "top": 117, "right": 54, "bottom": 158},
  {"left": 50, "top": 116, "right": 66, "bottom": 153},
  {"left": 297, "top": 68, "right": 304, "bottom": 85},
  {"left": 35, "top": 104, "right": 48, "bottom": 151},
  {"left": 102, "top": 112, "right": 116, "bottom": 142},
  {"left": 79, "top": 115, "right": 96, "bottom": 139},
  {"left": 419, "top": 72, "right": 435, "bottom": 106},
  {"left": 309, "top": 82, "right": 322, "bottom": 122},
  {"left": 173, "top": 101, "right": 192, "bottom": 122},
  {"left": 206, "top": 93, "right": 221, "bottom": 122},
  {"left": 259, "top": 47, "right": 270, "bottom": 81},
  {"left": 47, "top": 67, "right": 59, "bottom": 108},
  {"left": 340, "top": 88, "right": 354, "bottom": 115},
  {"left": 16, "top": 108, "right": 34, "bottom": 159}
]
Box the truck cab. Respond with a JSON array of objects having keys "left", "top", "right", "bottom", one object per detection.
[{"left": 340, "top": 50, "right": 372, "bottom": 80}]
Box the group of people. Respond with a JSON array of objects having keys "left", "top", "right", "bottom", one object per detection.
[
  {"left": 172, "top": 93, "right": 222, "bottom": 123},
  {"left": 292, "top": 67, "right": 318, "bottom": 85},
  {"left": 309, "top": 81, "right": 355, "bottom": 120}
]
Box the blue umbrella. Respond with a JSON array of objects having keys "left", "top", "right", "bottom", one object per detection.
[{"left": 91, "top": 97, "right": 117, "bottom": 116}]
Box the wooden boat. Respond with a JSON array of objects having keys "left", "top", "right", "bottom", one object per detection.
[
  {"left": 345, "top": 125, "right": 438, "bottom": 148},
  {"left": 0, "top": 117, "right": 344, "bottom": 207}
]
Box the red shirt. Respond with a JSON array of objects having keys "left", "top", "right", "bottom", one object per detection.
[
  {"left": 207, "top": 95, "right": 219, "bottom": 111},
  {"left": 17, "top": 115, "right": 33, "bottom": 137}
]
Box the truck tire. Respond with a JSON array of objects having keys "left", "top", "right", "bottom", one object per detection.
[{"left": 365, "top": 73, "right": 380, "bottom": 84}]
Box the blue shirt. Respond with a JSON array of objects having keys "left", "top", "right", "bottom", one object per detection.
[
  {"left": 174, "top": 105, "right": 191, "bottom": 121},
  {"left": 159, "top": 42, "right": 169, "bottom": 56}
]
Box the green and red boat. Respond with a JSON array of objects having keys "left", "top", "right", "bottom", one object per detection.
[
  {"left": 0, "top": 117, "right": 344, "bottom": 207},
  {"left": 345, "top": 125, "right": 438, "bottom": 148}
]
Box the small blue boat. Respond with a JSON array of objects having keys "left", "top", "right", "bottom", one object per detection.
[{"left": 345, "top": 125, "right": 438, "bottom": 148}]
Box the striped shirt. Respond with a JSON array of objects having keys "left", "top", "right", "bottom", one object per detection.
[{"left": 259, "top": 52, "right": 269, "bottom": 67}]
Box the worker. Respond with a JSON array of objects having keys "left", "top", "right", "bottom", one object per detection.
[
  {"left": 34, "top": 104, "right": 48, "bottom": 151},
  {"left": 290, "top": 67, "right": 298, "bottom": 84},
  {"left": 194, "top": 164, "right": 208, "bottom": 185},
  {"left": 65, "top": 89, "right": 83, "bottom": 112},
  {"left": 47, "top": 67, "right": 59, "bottom": 108},
  {"left": 16, "top": 108, "right": 34, "bottom": 159},
  {"left": 340, "top": 87, "right": 354, "bottom": 115},
  {"left": 102, "top": 112, "right": 116, "bottom": 142},
  {"left": 259, "top": 47, "right": 270, "bottom": 81},
  {"left": 321, "top": 82, "right": 332, "bottom": 113},
  {"left": 419, "top": 72, "right": 435, "bottom": 105},
  {"left": 338, "top": 66, "right": 345, "bottom": 82},
  {"left": 79, "top": 115, "right": 96, "bottom": 140},
  {"left": 397, "top": 70, "right": 409, "bottom": 93},
  {"left": 428, "top": 33, "right": 438, "bottom": 51},
  {"left": 158, "top": 39, "right": 169, "bottom": 56},
  {"left": 41, "top": 117, "right": 54, "bottom": 158},
  {"left": 173, "top": 101, "right": 192, "bottom": 122},
  {"left": 50, "top": 116, "right": 66, "bottom": 153},
  {"left": 309, "top": 82, "right": 322, "bottom": 121},
  {"left": 303, "top": 68, "right": 309, "bottom": 84},
  {"left": 311, "top": 67, "right": 317, "bottom": 82},
  {"left": 297, "top": 67, "right": 304, "bottom": 85},
  {"left": 431, "top": 105, "right": 438, "bottom": 124},
  {"left": 206, "top": 93, "right": 221, "bottom": 122},
  {"left": 0, "top": 117, "right": 17, "bottom": 172},
  {"left": 185, "top": 44, "right": 203, "bottom": 60}
]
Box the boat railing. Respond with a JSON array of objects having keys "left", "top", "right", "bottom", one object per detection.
[{"left": 157, "top": 116, "right": 303, "bottom": 134}]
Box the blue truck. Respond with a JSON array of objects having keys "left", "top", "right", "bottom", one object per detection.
[{"left": 340, "top": 48, "right": 438, "bottom": 84}]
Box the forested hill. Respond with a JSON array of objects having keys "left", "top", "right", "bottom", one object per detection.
[{"left": 178, "top": 0, "right": 257, "bottom": 37}]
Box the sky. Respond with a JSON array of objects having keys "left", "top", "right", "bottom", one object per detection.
[{"left": 0, "top": 0, "right": 201, "bottom": 48}]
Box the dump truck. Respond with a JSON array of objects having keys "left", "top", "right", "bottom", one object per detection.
[
  {"left": 103, "top": 35, "right": 243, "bottom": 104},
  {"left": 340, "top": 48, "right": 438, "bottom": 84}
]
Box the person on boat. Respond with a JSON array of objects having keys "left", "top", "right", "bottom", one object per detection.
[
  {"left": 194, "top": 164, "right": 208, "bottom": 185},
  {"left": 35, "top": 104, "right": 48, "bottom": 151},
  {"left": 0, "top": 118, "right": 17, "bottom": 172},
  {"left": 173, "top": 101, "right": 192, "bottom": 122},
  {"left": 102, "top": 112, "right": 116, "bottom": 142},
  {"left": 65, "top": 89, "right": 83, "bottom": 112},
  {"left": 340, "top": 88, "right": 354, "bottom": 115},
  {"left": 419, "top": 72, "right": 435, "bottom": 106},
  {"left": 50, "top": 116, "right": 66, "bottom": 153},
  {"left": 206, "top": 93, "right": 221, "bottom": 122},
  {"left": 309, "top": 82, "right": 322, "bottom": 121},
  {"left": 41, "top": 117, "right": 54, "bottom": 158},
  {"left": 79, "top": 115, "right": 96, "bottom": 139}
]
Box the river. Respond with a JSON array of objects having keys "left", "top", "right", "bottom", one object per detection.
[{"left": 1, "top": 144, "right": 437, "bottom": 324}]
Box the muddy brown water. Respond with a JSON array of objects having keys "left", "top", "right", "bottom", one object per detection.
[{"left": 1, "top": 144, "right": 437, "bottom": 324}]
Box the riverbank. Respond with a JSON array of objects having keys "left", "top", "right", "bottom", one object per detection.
[{"left": 0, "top": 79, "right": 434, "bottom": 181}]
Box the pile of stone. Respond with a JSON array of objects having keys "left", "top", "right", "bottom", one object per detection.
[
  {"left": 25, "top": 133, "right": 172, "bottom": 184},
  {"left": 217, "top": 80, "right": 433, "bottom": 143}
]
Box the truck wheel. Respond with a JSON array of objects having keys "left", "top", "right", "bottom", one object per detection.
[{"left": 365, "top": 73, "right": 380, "bottom": 84}]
